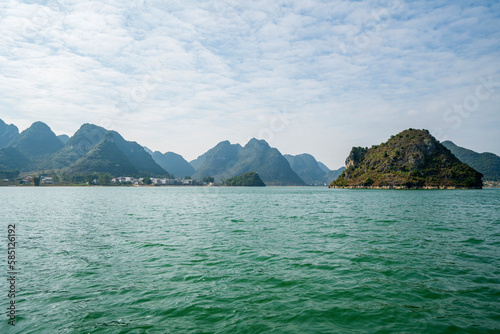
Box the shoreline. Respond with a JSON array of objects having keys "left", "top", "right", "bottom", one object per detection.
[{"left": 328, "top": 185, "right": 484, "bottom": 189}]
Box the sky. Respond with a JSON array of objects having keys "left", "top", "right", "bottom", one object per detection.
[{"left": 0, "top": 0, "right": 499, "bottom": 169}]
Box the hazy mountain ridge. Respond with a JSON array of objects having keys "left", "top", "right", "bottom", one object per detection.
[
  {"left": 192, "top": 138, "right": 305, "bottom": 186},
  {"left": 192, "top": 141, "right": 243, "bottom": 181},
  {"left": 317, "top": 161, "right": 330, "bottom": 173},
  {"left": 152, "top": 151, "right": 195, "bottom": 178},
  {"left": 284, "top": 153, "right": 335, "bottom": 185},
  {"left": 442, "top": 141, "right": 500, "bottom": 181},
  {"left": 0, "top": 119, "right": 19, "bottom": 148},
  {"left": 285, "top": 154, "right": 346, "bottom": 185},
  {"left": 231, "top": 139, "right": 305, "bottom": 186},
  {"left": 58, "top": 134, "right": 70, "bottom": 144},
  {"left": 326, "top": 167, "right": 346, "bottom": 184}
]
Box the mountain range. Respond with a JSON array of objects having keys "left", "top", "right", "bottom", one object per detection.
[
  {"left": 0, "top": 119, "right": 311, "bottom": 185},
  {"left": 8, "top": 122, "right": 64, "bottom": 161},
  {"left": 1, "top": 118, "right": 498, "bottom": 186},
  {"left": 190, "top": 138, "right": 305, "bottom": 186},
  {"left": 284, "top": 153, "right": 345, "bottom": 185},
  {"left": 69, "top": 132, "right": 140, "bottom": 176},
  {"left": 0, "top": 120, "right": 170, "bottom": 178}
]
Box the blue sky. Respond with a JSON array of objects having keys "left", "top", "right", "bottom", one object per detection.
[{"left": 0, "top": 0, "right": 499, "bottom": 168}]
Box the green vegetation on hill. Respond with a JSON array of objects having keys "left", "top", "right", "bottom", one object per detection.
[
  {"left": 442, "top": 141, "right": 500, "bottom": 181},
  {"left": 330, "top": 129, "right": 483, "bottom": 189},
  {"left": 109, "top": 130, "right": 168, "bottom": 176},
  {"left": 192, "top": 140, "right": 242, "bottom": 180},
  {"left": 0, "top": 119, "right": 19, "bottom": 148},
  {"left": 69, "top": 136, "right": 139, "bottom": 176},
  {"left": 224, "top": 172, "right": 266, "bottom": 186},
  {"left": 0, "top": 170, "right": 20, "bottom": 180},
  {"left": 8, "top": 121, "right": 63, "bottom": 160},
  {"left": 0, "top": 147, "right": 31, "bottom": 170},
  {"left": 40, "top": 123, "right": 109, "bottom": 169},
  {"left": 40, "top": 124, "right": 169, "bottom": 177}
]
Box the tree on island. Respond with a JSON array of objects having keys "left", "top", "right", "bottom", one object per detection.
[
  {"left": 33, "top": 175, "right": 41, "bottom": 186},
  {"left": 85, "top": 173, "right": 99, "bottom": 184},
  {"left": 97, "top": 173, "right": 111, "bottom": 185},
  {"left": 143, "top": 177, "right": 152, "bottom": 185},
  {"left": 224, "top": 172, "right": 266, "bottom": 186},
  {"left": 203, "top": 176, "right": 214, "bottom": 183}
]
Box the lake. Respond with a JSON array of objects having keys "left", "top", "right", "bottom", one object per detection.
[{"left": 1, "top": 187, "right": 499, "bottom": 333}]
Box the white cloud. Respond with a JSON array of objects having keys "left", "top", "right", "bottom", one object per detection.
[{"left": 0, "top": 0, "right": 499, "bottom": 167}]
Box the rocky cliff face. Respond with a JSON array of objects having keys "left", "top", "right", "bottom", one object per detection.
[
  {"left": 330, "top": 129, "right": 483, "bottom": 189},
  {"left": 345, "top": 147, "right": 368, "bottom": 169}
]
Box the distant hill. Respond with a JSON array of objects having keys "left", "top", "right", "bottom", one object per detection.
[
  {"left": 326, "top": 167, "right": 346, "bottom": 184},
  {"left": 152, "top": 151, "right": 195, "bottom": 178},
  {"left": 285, "top": 154, "right": 346, "bottom": 185},
  {"left": 0, "top": 147, "right": 30, "bottom": 170},
  {"left": 143, "top": 146, "right": 154, "bottom": 156},
  {"left": 69, "top": 133, "right": 138, "bottom": 176},
  {"left": 190, "top": 151, "right": 209, "bottom": 171},
  {"left": 8, "top": 121, "right": 64, "bottom": 160},
  {"left": 0, "top": 119, "right": 19, "bottom": 148},
  {"left": 57, "top": 134, "right": 70, "bottom": 144},
  {"left": 224, "top": 172, "right": 266, "bottom": 186},
  {"left": 442, "top": 141, "right": 500, "bottom": 181},
  {"left": 41, "top": 123, "right": 108, "bottom": 169},
  {"left": 330, "top": 129, "right": 483, "bottom": 189},
  {"left": 40, "top": 124, "right": 168, "bottom": 176},
  {"left": 191, "top": 140, "right": 242, "bottom": 180},
  {"left": 230, "top": 139, "right": 305, "bottom": 186},
  {"left": 284, "top": 153, "right": 331, "bottom": 185},
  {"left": 193, "top": 139, "right": 305, "bottom": 186},
  {"left": 317, "top": 161, "right": 330, "bottom": 173},
  {"left": 108, "top": 131, "right": 168, "bottom": 176}
]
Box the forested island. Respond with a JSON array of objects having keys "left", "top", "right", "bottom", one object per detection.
[
  {"left": 329, "top": 129, "right": 483, "bottom": 189},
  {"left": 224, "top": 172, "right": 266, "bottom": 187}
]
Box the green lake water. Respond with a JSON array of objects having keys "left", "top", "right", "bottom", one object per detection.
[{"left": 1, "top": 187, "right": 499, "bottom": 333}]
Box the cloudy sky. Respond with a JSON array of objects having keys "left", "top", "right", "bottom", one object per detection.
[{"left": 1, "top": 0, "right": 499, "bottom": 168}]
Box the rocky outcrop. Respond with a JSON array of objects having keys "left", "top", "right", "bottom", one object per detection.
[
  {"left": 330, "top": 129, "right": 483, "bottom": 189},
  {"left": 345, "top": 147, "right": 368, "bottom": 169}
]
